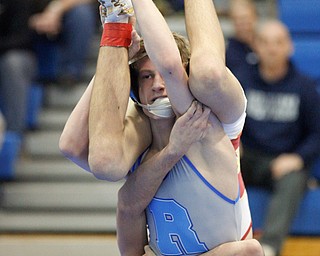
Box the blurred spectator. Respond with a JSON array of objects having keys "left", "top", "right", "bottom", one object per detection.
[
  {"left": 0, "top": 111, "right": 5, "bottom": 150},
  {"left": 154, "top": 0, "right": 231, "bottom": 16},
  {"left": 0, "top": 0, "right": 37, "bottom": 136},
  {"left": 170, "top": 0, "right": 184, "bottom": 12},
  {"left": 226, "top": 0, "right": 258, "bottom": 83},
  {"left": 214, "top": 0, "right": 231, "bottom": 16},
  {"left": 29, "top": 0, "right": 98, "bottom": 87},
  {"left": 240, "top": 19, "right": 320, "bottom": 256}
]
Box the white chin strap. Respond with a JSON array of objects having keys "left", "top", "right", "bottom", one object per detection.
[{"left": 136, "top": 97, "right": 174, "bottom": 118}]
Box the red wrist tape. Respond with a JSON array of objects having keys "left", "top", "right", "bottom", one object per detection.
[{"left": 100, "top": 23, "right": 132, "bottom": 47}]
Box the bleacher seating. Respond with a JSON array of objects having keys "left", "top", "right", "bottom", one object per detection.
[
  {"left": 278, "top": 0, "right": 320, "bottom": 85},
  {"left": 278, "top": 0, "right": 320, "bottom": 184},
  {"left": 0, "top": 132, "right": 21, "bottom": 180},
  {"left": 27, "top": 84, "right": 44, "bottom": 130},
  {"left": 34, "top": 38, "right": 58, "bottom": 83},
  {"left": 278, "top": 0, "right": 320, "bottom": 35},
  {"left": 0, "top": 83, "right": 43, "bottom": 180},
  {"left": 246, "top": 0, "right": 320, "bottom": 238},
  {"left": 0, "top": 83, "right": 41, "bottom": 180},
  {"left": 291, "top": 37, "right": 320, "bottom": 84},
  {"left": 247, "top": 187, "right": 320, "bottom": 236},
  {"left": 278, "top": 0, "right": 320, "bottom": 84},
  {"left": 311, "top": 158, "right": 320, "bottom": 181}
]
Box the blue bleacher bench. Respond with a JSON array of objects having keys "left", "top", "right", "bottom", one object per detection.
[
  {"left": 27, "top": 84, "right": 44, "bottom": 130},
  {"left": 291, "top": 37, "right": 320, "bottom": 84},
  {"left": 0, "top": 131, "right": 21, "bottom": 180},
  {"left": 247, "top": 184, "right": 320, "bottom": 236},
  {"left": 278, "top": 0, "right": 320, "bottom": 35}
]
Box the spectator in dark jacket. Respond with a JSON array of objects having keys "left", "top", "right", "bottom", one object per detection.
[
  {"left": 240, "top": 19, "right": 320, "bottom": 256},
  {"left": 29, "top": 0, "right": 98, "bottom": 86},
  {"left": 226, "top": 0, "right": 258, "bottom": 83},
  {"left": 0, "top": 0, "right": 37, "bottom": 136}
]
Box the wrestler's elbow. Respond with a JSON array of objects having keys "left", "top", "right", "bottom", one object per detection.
[
  {"left": 88, "top": 147, "right": 128, "bottom": 181},
  {"left": 245, "top": 239, "right": 264, "bottom": 256},
  {"left": 190, "top": 61, "right": 226, "bottom": 101},
  {"left": 117, "top": 186, "right": 141, "bottom": 217},
  {"left": 59, "top": 133, "right": 85, "bottom": 160},
  {"left": 159, "top": 54, "right": 182, "bottom": 77}
]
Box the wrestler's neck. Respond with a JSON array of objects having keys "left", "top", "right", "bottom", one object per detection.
[{"left": 150, "top": 118, "right": 174, "bottom": 151}]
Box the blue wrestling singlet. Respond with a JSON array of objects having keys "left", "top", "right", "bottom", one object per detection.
[{"left": 143, "top": 155, "right": 251, "bottom": 256}]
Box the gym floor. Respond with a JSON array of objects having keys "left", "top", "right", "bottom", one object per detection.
[{"left": 0, "top": 234, "right": 319, "bottom": 256}]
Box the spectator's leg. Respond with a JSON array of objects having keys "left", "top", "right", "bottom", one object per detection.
[
  {"left": 57, "top": 3, "right": 96, "bottom": 84},
  {"left": 261, "top": 170, "right": 308, "bottom": 254},
  {"left": 0, "top": 50, "right": 36, "bottom": 135}
]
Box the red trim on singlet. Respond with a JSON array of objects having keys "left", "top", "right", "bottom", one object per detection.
[
  {"left": 238, "top": 172, "right": 246, "bottom": 198},
  {"left": 231, "top": 134, "right": 241, "bottom": 150},
  {"left": 241, "top": 222, "right": 252, "bottom": 240}
]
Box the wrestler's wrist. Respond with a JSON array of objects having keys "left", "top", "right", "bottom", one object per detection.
[
  {"left": 100, "top": 23, "right": 132, "bottom": 47},
  {"left": 166, "top": 142, "right": 186, "bottom": 160}
]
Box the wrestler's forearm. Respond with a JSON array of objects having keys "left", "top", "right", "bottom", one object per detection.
[
  {"left": 131, "top": 0, "right": 179, "bottom": 70},
  {"left": 117, "top": 145, "right": 183, "bottom": 255},
  {"left": 131, "top": 0, "right": 192, "bottom": 114},
  {"left": 118, "top": 144, "right": 183, "bottom": 215},
  {"left": 59, "top": 77, "right": 94, "bottom": 172}
]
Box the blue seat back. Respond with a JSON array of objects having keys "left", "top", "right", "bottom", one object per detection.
[
  {"left": 0, "top": 132, "right": 21, "bottom": 180},
  {"left": 291, "top": 37, "right": 320, "bottom": 83},
  {"left": 27, "top": 84, "right": 44, "bottom": 129},
  {"left": 291, "top": 189, "right": 320, "bottom": 235},
  {"left": 278, "top": 0, "right": 320, "bottom": 35},
  {"left": 247, "top": 186, "right": 320, "bottom": 235},
  {"left": 310, "top": 157, "right": 320, "bottom": 181},
  {"left": 247, "top": 187, "right": 270, "bottom": 231}
]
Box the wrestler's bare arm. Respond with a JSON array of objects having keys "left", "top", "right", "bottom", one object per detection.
[
  {"left": 184, "top": 0, "right": 246, "bottom": 124},
  {"left": 60, "top": 26, "right": 151, "bottom": 180},
  {"left": 59, "top": 76, "right": 149, "bottom": 175},
  {"left": 59, "top": 77, "right": 93, "bottom": 172},
  {"left": 132, "top": 0, "right": 193, "bottom": 115}
]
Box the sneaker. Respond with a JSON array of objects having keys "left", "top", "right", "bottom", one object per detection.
[{"left": 98, "top": 0, "right": 134, "bottom": 23}]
